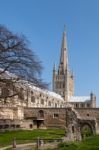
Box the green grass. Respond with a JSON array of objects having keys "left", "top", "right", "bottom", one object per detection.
[
  {"left": 1, "top": 130, "right": 99, "bottom": 150},
  {"left": 0, "top": 129, "right": 64, "bottom": 147},
  {"left": 48, "top": 135, "right": 99, "bottom": 150}
]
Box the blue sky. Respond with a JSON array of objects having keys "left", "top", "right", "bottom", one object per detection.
[{"left": 0, "top": 0, "right": 99, "bottom": 106}]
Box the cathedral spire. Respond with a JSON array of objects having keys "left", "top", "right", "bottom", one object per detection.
[
  {"left": 60, "top": 25, "right": 68, "bottom": 73},
  {"left": 52, "top": 27, "right": 74, "bottom": 100}
]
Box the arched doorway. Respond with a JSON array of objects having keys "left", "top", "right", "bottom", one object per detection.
[
  {"left": 81, "top": 123, "right": 93, "bottom": 138},
  {"left": 33, "top": 110, "right": 45, "bottom": 129}
]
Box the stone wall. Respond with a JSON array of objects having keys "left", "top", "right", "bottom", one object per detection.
[
  {"left": 76, "top": 108, "right": 99, "bottom": 133},
  {"left": 76, "top": 108, "right": 99, "bottom": 118},
  {"left": 0, "top": 107, "right": 24, "bottom": 120},
  {"left": 0, "top": 106, "right": 99, "bottom": 136},
  {"left": 24, "top": 108, "right": 66, "bottom": 129}
]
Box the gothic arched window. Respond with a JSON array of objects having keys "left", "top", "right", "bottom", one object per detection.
[
  {"left": 31, "top": 91, "right": 34, "bottom": 95},
  {"left": 75, "top": 103, "right": 78, "bottom": 108},
  {"left": 87, "top": 103, "right": 90, "bottom": 108},
  {"left": 18, "top": 88, "right": 24, "bottom": 100},
  {"left": 81, "top": 103, "right": 84, "bottom": 108},
  {"left": 38, "top": 110, "right": 44, "bottom": 118},
  {"left": 72, "top": 126, "right": 75, "bottom": 133},
  {"left": 31, "top": 96, "right": 35, "bottom": 103},
  {"left": 48, "top": 101, "right": 51, "bottom": 106},
  {"left": 1, "top": 87, "right": 10, "bottom": 98},
  {"left": 55, "top": 103, "right": 57, "bottom": 108},
  {"left": 41, "top": 99, "right": 44, "bottom": 105}
]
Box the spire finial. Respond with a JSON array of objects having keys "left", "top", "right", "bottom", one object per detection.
[
  {"left": 64, "top": 24, "right": 66, "bottom": 32},
  {"left": 53, "top": 62, "right": 56, "bottom": 70}
]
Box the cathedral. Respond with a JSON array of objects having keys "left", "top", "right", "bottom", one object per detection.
[
  {"left": 0, "top": 28, "right": 98, "bottom": 141},
  {"left": 52, "top": 28, "right": 96, "bottom": 108},
  {"left": 0, "top": 28, "right": 96, "bottom": 109}
]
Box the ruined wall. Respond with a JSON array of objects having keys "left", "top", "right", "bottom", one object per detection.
[
  {"left": 76, "top": 108, "right": 99, "bottom": 133},
  {"left": 0, "top": 106, "right": 99, "bottom": 134},
  {"left": 24, "top": 107, "right": 99, "bottom": 132},
  {"left": 76, "top": 108, "right": 99, "bottom": 118}
]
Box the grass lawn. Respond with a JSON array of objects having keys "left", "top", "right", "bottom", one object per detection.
[
  {"left": 1, "top": 130, "right": 99, "bottom": 150},
  {"left": 0, "top": 129, "right": 65, "bottom": 147},
  {"left": 50, "top": 134, "right": 99, "bottom": 150}
]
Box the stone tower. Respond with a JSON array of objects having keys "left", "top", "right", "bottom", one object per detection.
[{"left": 53, "top": 28, "right": 74, "bottom": 102}]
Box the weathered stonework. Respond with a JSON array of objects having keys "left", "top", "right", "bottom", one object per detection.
[{"left": 0, "top": 106, "right": 98, "bottom": 141}]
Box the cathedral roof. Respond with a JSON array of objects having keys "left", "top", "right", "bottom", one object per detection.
[
  {"left": 0, "top": 68, "right": 64, "bottom": 101},
  {"left": 28, "top": 83, "right": 64, "bottom": 100},
  {"left": 69, "top": 96, "right": 90, "bottom": 102},
  {"left": 0, "top": 68, "right": 17, "bottom": 79}
]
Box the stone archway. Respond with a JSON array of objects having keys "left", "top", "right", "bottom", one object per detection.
[
  {"left": 80, "top": 121, "right": 96, "bottom": 138},
  {"left": 36, "top": 110, "right": 45, "bottom": 129}
]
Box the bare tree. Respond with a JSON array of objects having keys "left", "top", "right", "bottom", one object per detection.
[{"left": 0, "top": 25, "right": 48, "bottom": 99}]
